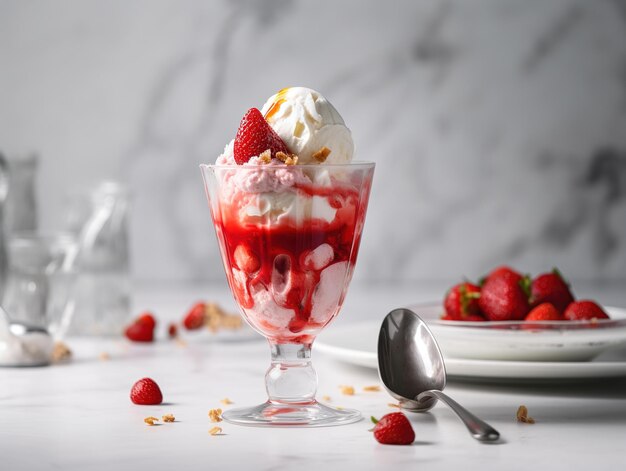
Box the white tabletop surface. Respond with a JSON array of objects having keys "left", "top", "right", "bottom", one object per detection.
[{"left": 2, "top": 280, "right": 626, "bottom": 471}]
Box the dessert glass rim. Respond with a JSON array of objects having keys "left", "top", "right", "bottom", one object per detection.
[{"left": 199, "top": 161, "right": 375, "bottom": 170}]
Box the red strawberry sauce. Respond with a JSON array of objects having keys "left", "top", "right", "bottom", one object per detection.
[{"left": 213, "top": 180, "right": 370, "bottom": 344}]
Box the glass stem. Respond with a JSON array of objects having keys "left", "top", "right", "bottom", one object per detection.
[{"left": 265, "top": 342, "right": 317, "bottom": 404}]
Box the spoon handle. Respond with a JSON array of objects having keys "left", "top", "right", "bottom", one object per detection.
[{"left": 417, "top": 390, "right": 500, "bottom": 442}]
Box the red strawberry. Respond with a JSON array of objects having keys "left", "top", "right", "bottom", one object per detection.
[
  {"left": 564, "top": 300, "right": 609, "bottom": 321},
  {"left": 183, "top": 302, "right": 206, "bottom": 330},
  {"left": 124, "top": 313, "right": 156, "bottom": 342},
  {"left": 525, "top": 303, "right": 563, "bottom": 321},
  {"left": 233, "top": 108, "right": 289, "bottom": 164},
  {"left": 481, "top": 265, "right": 523, "bottom": 285},
  {"left": 444, "top": 282, "right": 481, "bottom": 320},
  {"left": 479, "top": 271, "right": 530, "bottom": 321},
  {"left": 130, "top": 377, "right": 163, "bottom": 405},
  {"left": 137, "top": 312, "right": 157, "bottom": 330},
  {"left": 168, "top": 323, "right": 178, "bottom": 338},
  {"left": 530, "top": 269, "right": 574, "bottom": 314},
  {"left": 371, "top": 413, "right": 415, "bottom": 445}
]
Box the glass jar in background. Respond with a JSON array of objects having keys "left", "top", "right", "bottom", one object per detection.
[
  {"left": 65, "top": 181, "right": 131, "bottom": 336},
  {"left": 5, "top": 153, "right": 38, "bottom": 233},
  {"left": 2, "top": 232, "right": 77, "bottom": 340}
]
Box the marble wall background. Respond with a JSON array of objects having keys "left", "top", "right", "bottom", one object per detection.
[{"left": 1, "top": 0, "right": 625, "bottom": 284}]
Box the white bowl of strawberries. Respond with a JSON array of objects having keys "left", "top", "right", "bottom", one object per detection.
[{"left": 418, "top": 266, "right": 626, "bottom": 362}]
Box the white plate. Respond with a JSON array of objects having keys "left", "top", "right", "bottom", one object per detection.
[{"left": 316, "top": 307, "right": 626, "bottom": 381}]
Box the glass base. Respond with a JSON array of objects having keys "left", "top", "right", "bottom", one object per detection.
[{"left": 222, "top": 400, "right": 362, "bottom": 427}]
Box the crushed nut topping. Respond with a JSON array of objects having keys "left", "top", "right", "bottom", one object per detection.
[
  {"left": 363, "top": 385, "right": 381, "bottom": 392},
  {"left": 208, "top": 408, "right": 223, "bottom": 423},
  {"left": 162, "top": 414, "right": 175, "bottom": 423},
  {"left": 312, "top": 146, "right": 331, "bottom": 163},
  {"left": 51, "top": 341, "right": 72, "bottom": 363},
  {"left": 275, "top": 151, "right": 298, "bottom": 165},
  {"left": 220, "top": 398, "right": 233, "bottom": 405},
  {"left": 516, "top": 405, "right": 535, "bottom": 424},
  {"left": 258, "top": 149, "right": 272, "bottom": 164},
  {"left": 339, "top": 385, "right": 355, "bottom": 396},
  {"left": 144, "top": 416, "right": 159, "bottom": 426},
  {"left": 209, "top": 426, "right": 223, "bottom": 436}
]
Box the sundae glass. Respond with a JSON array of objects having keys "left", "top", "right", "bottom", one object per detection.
[{"left": 201, "top": 88, "right": 374, "bottom": 426}]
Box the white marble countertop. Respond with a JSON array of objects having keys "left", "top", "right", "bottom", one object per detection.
[{"left": 2, "top": 281, "right": 626, "bottom": 471}]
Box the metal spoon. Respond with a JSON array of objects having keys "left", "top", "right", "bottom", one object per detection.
[{"left": 378, "top": 308, "right": 500, "bottom": 442}]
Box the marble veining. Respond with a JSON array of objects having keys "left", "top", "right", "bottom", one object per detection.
[{"left": 0, "top": 0, "right": 624, "bottom": 284}]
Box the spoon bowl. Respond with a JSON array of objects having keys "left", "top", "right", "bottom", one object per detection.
[{"left": 378, "top": 308, "right": 500, "bottom": 442}]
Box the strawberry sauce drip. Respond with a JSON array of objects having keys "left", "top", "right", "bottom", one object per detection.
[{"left": 214, "top": 182, "right": 369, "bottom": 343}]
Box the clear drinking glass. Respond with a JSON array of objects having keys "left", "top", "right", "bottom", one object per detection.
[
  {"left": 2, "top": 232, "right": 77, "bottom": 339},
  {"left": 201, "top": 162, "right": 374, "bottom": 426}
]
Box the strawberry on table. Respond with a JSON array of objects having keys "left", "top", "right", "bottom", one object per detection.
[
  {"left": 124, "top": 312, "right": 157, "bottom": 342},
  {"left": 371, "top": 412, "right": 415, "bottom": 445},
  {"left": 564, "top": 300, "right": 609, "bottom": 321},
  {"left": 443, "top": 282, "right": 482, "bottom": 320},
  {"left": 233, "top": 108, "right": 290, "bottom": 164},
  {"left": 130, "top": 378, "right": 163, "bottom": 405},
  {"left": 479, "top": 271, "right": 530, "bottom": 321},
  {"left": 183, "top": 302, "right": 206, "bottom": 330},
  {"left": 530, "top": 269, "right": 575, "bottom": 314}
]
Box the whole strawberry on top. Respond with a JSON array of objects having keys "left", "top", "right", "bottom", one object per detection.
[
  {"left": 479, "top": 271, "right": 530, "bottom": 321},
  {"left": 233, "top": 108, "right": 290, "bottom": 164},
  {"left": 371, "top": 413, "right": 415, "bottom": 445},
  {"left": 443, "top": 282, "right": 482, "bottom": 321},
  {"left": 530, "top": 269, "right": 574, "bottom": 314},
  {"left": 482, "top": 265, "right": 523, "bottom": 285}
]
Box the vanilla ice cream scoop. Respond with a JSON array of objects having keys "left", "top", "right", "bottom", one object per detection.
[{"left": 261, "top": 87, "right": 354, "bottom": 164}]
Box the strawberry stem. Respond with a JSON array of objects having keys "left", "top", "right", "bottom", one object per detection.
[{"left": 370, "top": 416, "right": 379, "bottom": 424}]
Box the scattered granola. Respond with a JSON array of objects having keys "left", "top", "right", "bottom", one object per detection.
[
  {"left": 209, "top": 426, "right": 223, "bottom": 436},
  {"left": 99, "top": 352, "right": 110, "bottom": 361},
  {"left": 220, "top": 398, "right": 233, "bottom": 406},
  {"left": 339, "top": 385, "right": 355, "bottom": 396},
  {"left": 516, "top": 405, "right": 535, "bottom": 424},
  {"left": 162, "top": 414, "right": 175, "bottom": 423},
  {"left": 51, "top": 341, "right": 72, "bottom": 363},
  {"left": 204, "top": 303, "right": 243, "bottom": 333},
  {"left": 144, "top": 416, "right": 159, "bottom": 426},
  {"left": 208, "top": 408, "right": 223, "bottom": 423},
  {"left": 363, "top": 385, "right": 381, "bottom": 392},
  {"left": 312, "top": 146, "right": 331, "bottom": 163},
  {"left": 321, "top": 395, "right": 332, "bottom": 402},
  {"left": 275, "top": 151, "right": 298, "bottom": 165},
  {"left": 175, "top": 337, "right": 188, "bottom": 348},
  {"left": 388, "top": 403, "right": 401, "bottom": 409}
]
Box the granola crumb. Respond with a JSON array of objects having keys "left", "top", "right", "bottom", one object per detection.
[
  {"left": 144, "top": 416, "right": 159, "bottom": 426},
  {"left": 363, "top": 385, "right": 381, "bottom": 392},
  {"left": 99, "top": 352, "right": 110, "bottom": 361},
  {"left": 312, "top": 146, "right": 331, "bottom": 163},
  {"left": 220, "top": 398, "right": 233, "bottom": 405},
  {"left": 388, "top": 402, "right": 401, "bottom": 409},
  {"left": 209, "top": 426, "right": 223, "bottom": 436},
  {"left": 162, "top": 414, "right": 175, "bottom": 423},
  {"left": 204, "top": 303, "right": 243, "bottom": 333},
  {"left": 258, "top": 149, "right": 272, "bottom": 164},
  {"left": 208, "top": 408, "right": 223, "bottom": 423},
  {"left": 275, "top": 151, "right": 298, "bottom": 165},
  {"left": 339, "top": 385, "right": 355, "bottom": 396},
  {"left": 51, "top": 341, "right": 72, "bottom": 363},
  {"left": 516, "top": 405, "right": 535, "bottom": 424},
  {"left": 175, "top": 337, "right": 188, "bottom": 348},
  {"left": 321, "top": 395, "right": 332, "bottom": 402}
]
